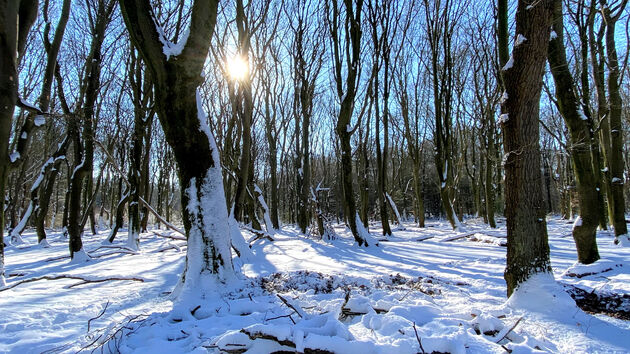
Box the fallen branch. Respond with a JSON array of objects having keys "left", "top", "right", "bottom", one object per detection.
[
  {"left": 151, "top": 231, "right": 186, "bottom": 241},
  {"left": 441, "top": 232, "right": 476, "bottom": 242},
  {"left": 88, "top": 249, "right": 138, "bottom": 259},
  {"left": 265, "top": 312, "right": 296, "bottom": 324},
  {"left": 496, "top": 317, "right": 523, "bottom": 343},
  {"left": 0, "top": 274, "right": 145, "bottom": 292},
  {"left": 88, "top": 301, "right": 110, "bottom": 332},
  {"left": 236, "top": 327, "right": 335, "bottom": 354},
  {"left": 244, "top": 225, "right": 274, "bottom": 243}
]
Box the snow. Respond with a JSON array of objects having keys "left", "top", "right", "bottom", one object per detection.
[
  {"left": 611, "top": 177, "right": 623, "bottom": 184},
  {"left": 355, "top": 213, "right": 379, "bottom": 247},
  {"left": 0, "top": 218, "right": 629, "bottom": 353},
  {"left": 502, "top": 56, "right": 514, "bottom": 71},
  {"left": 19, "top": 98, "right": 39, "bottom": 112},
  {"left": 9, "top": 151, "right": 19, "bottom": 163},
  {"left": 577, "top": 108, "right": 588, "bottom": 121},
  {"left": 573, "top": 216, "right": 582, "bottom": 229},
  {"left": 34, "top": 115, "right": 46, "bottom": 127},
  {"left": 614, "top": 233, "right": 630, "bottom": 247},
  {"left": 155, "top": 20, "right": 189, "bottom": 60}
]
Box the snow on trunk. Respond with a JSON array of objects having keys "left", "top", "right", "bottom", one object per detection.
[
  {"left": 450, "top": 204, "right": 464, "bottom": 232},
  {"left": 69, "top": 248, "right": 91, "bottom": 263},
  {"left": 9, "top": 204, "right": 32, "bottom": 245},
  {"left": 385, "top": 192, "right": 405, "bottom": 230},
  {"left": 355, "top": 213, "right": 378, "bottom": 247},
  {"left": 254, "top": 184, "right": 275, "bottom": 236},
  {"left": 0, "top": 259, "right": 5, "bottom": 287},
  {"left": 229, "top": 213, "right": 253, "bottom": 261},
  {"left": 171, "top": 90, "right": 238, "bottom": 303},
  {"left": 127, "top": 228, "right": 140, "bottom": 251},
  {"left": 38, "top": 238, "right": 51, "bottom": 248},
  {"left": 172, "top": 165, "right": 237, "bottom": 302}
]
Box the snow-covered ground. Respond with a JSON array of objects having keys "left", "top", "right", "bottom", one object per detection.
[{"left": 1, "top": 217, "right": 629, "bottom": 353}]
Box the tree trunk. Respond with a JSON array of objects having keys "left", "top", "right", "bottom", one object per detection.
[
  {"left": 0, "top": 1, "right": 37, "bottom": 211},
  {"left": 548, "top": 0, "right": 599, "bottom": 264},
  {"left": 500, "top": 0, "right": 554, "bottom": 296},
  {"left": 602, "top": 4, "right": 628, "bottom": 239},
  {"left": 119, "top": 0, "right": 236, "bottom": 297}
]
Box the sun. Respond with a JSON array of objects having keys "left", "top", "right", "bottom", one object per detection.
[{"left": 227, "top": 55, "right": 249, "bottom": 81}]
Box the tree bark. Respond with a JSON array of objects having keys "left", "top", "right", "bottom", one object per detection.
[{"left": 500, "top": 0, "right": 554, "bottom": 296}]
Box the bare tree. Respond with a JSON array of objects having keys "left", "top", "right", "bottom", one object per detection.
[
  {"left": 325, "top": 0, "right": 372, "bottom": 246},
  {"left": 548, "top": 0, "right": 600, "bottom": 263}
]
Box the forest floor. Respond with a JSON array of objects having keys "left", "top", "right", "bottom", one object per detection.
[{"left": 1, "top": 216, "right": 629, "bottom": 353}]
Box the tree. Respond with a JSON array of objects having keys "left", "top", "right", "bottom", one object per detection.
[
  {"left": 289, "top": 0, "right": 324, "bottom": 235},
  {"left": 500, "top": 0, "right": 554, "bottom": 296},
  {"left": 547, "top": 0, "right": 600, "bottom": 263},
  {"left": 326, "top": 0, "right": 372, "bottom": 246},
  {"left": 0, "top": 0, "right": 39, "bottom": 285},
  {"left": 67, "top": 0, "right": 115, "bottom": 259},
  {"left": 119, "top": 0, "right": 236, "bottom": 298},
  {"left": 422, "top": 0, "right": 464, "bottom": 230},
  {"left": 600, "top": 0, "right": 628, "bottom": 242}
]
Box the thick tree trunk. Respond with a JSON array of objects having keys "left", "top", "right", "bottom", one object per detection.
[
  {"left": 501, "top": 0, "right": 554, "bottom": 296},
  {"left": 119, "top": 0, "right": 236, "bottom": 298}
]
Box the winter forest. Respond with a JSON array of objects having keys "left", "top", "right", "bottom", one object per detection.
[{"left": 1, "top": 0, "right": 630, "bottom": 352}]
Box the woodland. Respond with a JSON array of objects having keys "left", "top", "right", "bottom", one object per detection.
[{"left": 0, "top": 0, "right": 629, "bottom": 352}]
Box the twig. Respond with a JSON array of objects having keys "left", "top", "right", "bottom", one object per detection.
[
  {"left": 87, "top": 301, "right": 110, "bottom": 332},
  {"left": 265, "top": 312, "right": 296, "bottom": 324},
  {"left": 496, "top": 317, "right": 523, "bottom": 343},
  {"left": 276, "top": 294, "right": 305, "bottom": 318},
  {"left": 412, "top": 322, "right": 426, "bottom": 354}
]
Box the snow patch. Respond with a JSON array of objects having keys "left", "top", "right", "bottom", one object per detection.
[
  {"left": 34, "top": 115, "right": 46, "bottom": 127},
  {"left": 69, "top": 248, "right": 91, "bottom": 264},
  {"left": 506, "top": 273, "right": 577, "bottom": 316},
  {"left": 9, "top": 152, "right": 20, "bottom": 163}
]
